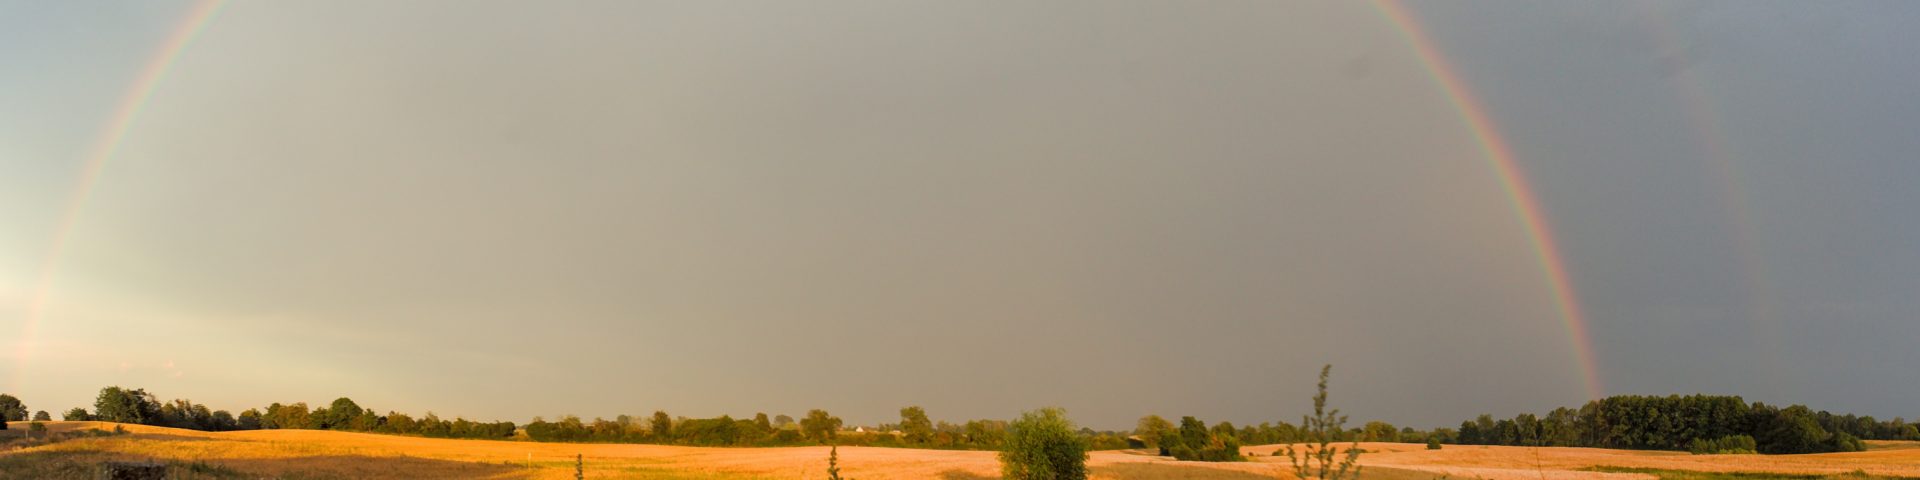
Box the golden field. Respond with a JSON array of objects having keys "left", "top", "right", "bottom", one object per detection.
[{"left": 4, "top": 421, "right": 1917, "bottom": 479}]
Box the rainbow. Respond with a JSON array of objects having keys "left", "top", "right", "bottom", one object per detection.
[
  {"left": 9, "top": 0, "right": 227, "bottom": 391},
  {"left": 1372, "top": 1, "right": 1605, "bottom": 399}
]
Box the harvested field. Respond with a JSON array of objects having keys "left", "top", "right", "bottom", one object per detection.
[{"left": 4, "top": 422, "right": 1916, "bottom": 479}]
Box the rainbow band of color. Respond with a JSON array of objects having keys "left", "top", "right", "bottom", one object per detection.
[
  {"left": 1373, "top": 0, "right": 1604, "bottom": 399},
  {"left": 10, "top": 0, "right": 228, "bottom": 392}
]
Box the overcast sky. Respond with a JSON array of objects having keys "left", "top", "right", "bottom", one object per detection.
[{"left": 2, "top": 1, "right": 1916, "bottom": 430}]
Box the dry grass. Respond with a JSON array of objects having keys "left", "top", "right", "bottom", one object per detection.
[{"left": 5, "top": 423, "right": 1917, "bottom": 479}]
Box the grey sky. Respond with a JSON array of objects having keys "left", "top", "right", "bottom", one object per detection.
[{"left": 1, "top": 1, "right": 1915, "bottom": 430}]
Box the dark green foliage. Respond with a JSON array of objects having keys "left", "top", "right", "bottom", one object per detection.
[
  {"left": 673, "top": 415, "right": 743, "bottom": 445},
  {"left": 651, "top": 411, "right": 673, "bottom": 440},
  {"left": 323, "top": 398, "right": 364, "bottom": 430},
  {"left": 1134, "top": 415, "right": 1174, "bottom": 449},
  {"left": 1447, "top": 395, "right": 1877, "bottom": 455},
  {"left": 999, "top": 407, "right": 1089, "bottom": 480},
  {"left": 1427, "top": 437, "right": 1442, "bottom": 450},
  {"left": 0, "top": 394, "right": 25, "bottom": 421},
  {"left": 92, "top": 387, "right": 161, "bottom": 424},
  {"left": 965, "top": 419, "right": 1009, "bottom": 448},
  {"left": 1153, "top": 416, "right": 1243, "bottom": 462},
  {"left": 63, "top": 407, "right": 91, "bottom": 421},
  {"left": 32, "top": 410, "right": 50, "bottom": 421},
  {"left": 899, "top": 406, "right": 933, "bottom": 444},
  {"left": 802, "top": 409, "right": 843, "bottom": 442},
  {"left": 1687, "top": 435, "right": 1757, "bottom": 454}
]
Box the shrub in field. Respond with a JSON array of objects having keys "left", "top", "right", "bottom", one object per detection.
[
  {"left": 1286, "top": 364, "right": 1361, "bottom": 480},
  {"left": 999, "top": 407, "right": 1089, "bottom": 480}
]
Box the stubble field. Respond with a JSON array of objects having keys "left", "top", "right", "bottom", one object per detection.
[{"left": 4, "top": 422, "right": 1916, "bottom": 479}]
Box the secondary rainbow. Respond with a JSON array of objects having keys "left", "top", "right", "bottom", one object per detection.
[
  {"left": 10, "top": 0, "right": 228, "bottom": 391},
  {"left": 1372, "top": 0, "right": 1605, "bottom": 399}
]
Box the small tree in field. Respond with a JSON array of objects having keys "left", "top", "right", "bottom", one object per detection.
[
  {"left": 1000, "top": 407, "right": 1088, "bottom": 480},
  {"left": 1285, "top": 365, "right": 1361, "bottom": 480},
  {"left": 826, "top": 444, "right": 850, "bottom": 480}
]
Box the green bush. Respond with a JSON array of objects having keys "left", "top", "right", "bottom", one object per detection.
[
  {"left": 1686, "top": 435, "right": 1757, "bottom": 455},
  {"left": 1427, "top": 437, "right": 1442, "bottom": 450},
  {"left": 999, "top": 408, "right": 1088, "bottom": 480}
]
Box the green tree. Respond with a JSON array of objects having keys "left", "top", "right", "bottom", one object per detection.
[
  {"left": 899, "top": 406, "right": 934, "bottom": 444},
  {"left": 1285, "top": 365, "right": 1361, "bottom": 480},
  {"left": 0, "top": 394, "right": 25, "bottom": 421},
  {"left": 1177, "top": 416, "right": 1210, "bottom": 453},
  {"left": 63, "top": 407, "right": 92, "bottom": 421},
  {"left": 237, "top": 409, "right": 263, "bottom": 430},
  {"left": 999, "top": 407, "right": 1088, "bottom": 480},
  {"left": 651, "top": 411, "right": 673, "bottom": 440},
  {"left": 1134, "top": 415, "right": 1175, "bottom": 448},
  {"left": 32, "top": 410, "right": 50, "bottom": 421},
  {"left": 754, "top": 413, "right": 773, "bottom": 433},
  {"left": 93, "top": 387, "right": 161, "bottom": 424},
  {"left": 1758, "top": 405, "right": 1828, "bottom": 454},
  {"left": 1362, "top": 421, "right": 1398, "bottom": 442},
  {"left": 324, "top": 398, "right": 364, "bottom": 430},
  {"left": 802, "top": 409, "right": 843, "bottom": 442}
]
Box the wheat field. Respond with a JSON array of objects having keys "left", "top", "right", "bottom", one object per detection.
[{"left": 4, "top": 422, "right": 1916, "bottom": 479}]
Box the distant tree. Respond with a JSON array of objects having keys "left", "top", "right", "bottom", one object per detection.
[
  {"left": 774, "top": 414, "right": 796, "bottom": 429},
  {"left": 1427, "top": 437, "right": 1442, "bottom": 450},
  {"left": 0, "top": 394, "right": 25, "bottom": 421},
  {"left": 93, "top": 387, "right": 161, "bottom": 425},
  {"left": 802, "top": 409, "right": 843, "bottom": 442},
  {"left": 32, "top": 410, "right": 51, "bottom": 421},
  {"left": 966, "top": 419, "right": 1009, "bottom": 447},
  {"left": 1134, "top": 415, "right": 1175, "bottom": 448},
  {"left": 1177, "top": 417, "right": 1209, "bottom": 453},
  {"left": 999, "top": 407, "right": 1088, "bottom": 480},
  {"left": 210, "top": 410, "right": 237, "bottom": 431},
  {"left": 348, "top": 409, "right": 382, "bottom": 432},
  {"left": 1757, "top": 405, "right": 1828, "bottom": 454},
  {"left": 383, "top": 411, "right": 415, "bottom": 434},
  {"left": 237, "top": 409, "right": 263, "bottom": 430},
  {"left": 651, "top": 411, "right": 674, "bottom": 440},
  {"left": 1285, "top": 365, "right": 1361, "bottom": 480},
  {"left": 1362, "top": 421, "right": 1398, "bottom": 442},
  {"left": 264, "top": 402, "right": 313, "bottom": 430},
  {"left": 900, "top": 406, "right": 934, "bottom": 444},
  {"left": 325, "top": 398, "right": 364, "bottom": 430},
  {"left": 754, "top": 413, "right": 773, "bottom": 433},
  {"left": 64, "top": 407, "right": 92, "bottom": 421}
]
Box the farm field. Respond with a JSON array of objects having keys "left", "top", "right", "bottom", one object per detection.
[{"left": 4, "top": 422, "right": 1916, "bottom": 480}]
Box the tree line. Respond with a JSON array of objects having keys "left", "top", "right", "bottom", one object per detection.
[
  {"left": 1439, "top": 394, "right": 1916, "bottom": 454},
  {"left": 35, "top": 386, "right": 1128, "bottom": 450},
  {"left": 57, "top": 387, "right": 516, "bottom": 440},
  {"left": 28, "top": 387, "right": 1914, "bottom": 458}
]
